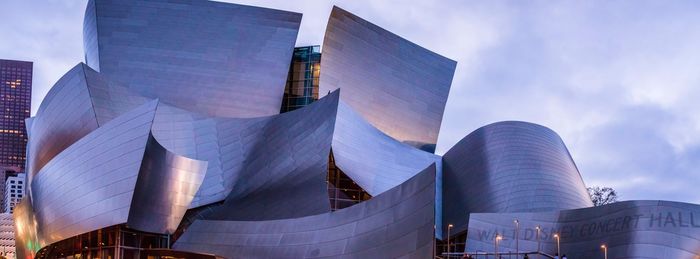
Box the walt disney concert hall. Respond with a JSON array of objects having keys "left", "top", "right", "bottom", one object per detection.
[{"left": 15, "top": 0, "right": 700, "bottom": 258}]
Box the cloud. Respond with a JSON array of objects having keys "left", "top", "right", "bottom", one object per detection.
[
  {"left": 0, "top": 0, "right": 86, "bottom": 116},
  {"left": 434, "top": 1, "right": 700, "bottom": 204},
  {"left": 3, "top": 0, "right": 700, "bottom": 204}
]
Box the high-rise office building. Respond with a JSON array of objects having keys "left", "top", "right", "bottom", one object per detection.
[
  {"left": 0, "top": 167, "right": 20, "bottom": 213},
  {"left": 280, "top": 46, "right": 321, "bottom": 113},
  {"left": 0, "top": 59, "right": 31, "bottom": 171},
  {"left": 3, "top": 173, "right": 24, "bottom": 214},
  {"left": 0, "top": 213, "right": 15, "bottom": 259}
]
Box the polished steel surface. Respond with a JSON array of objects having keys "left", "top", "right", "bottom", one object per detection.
[
  {"left": 26, "top": 64, "right": 98, "bottom": 184},
  {"left": 26, "top": 63, "right": 148, "bottom": 182},
  {"left": 13, "top": 197, "right": 40, "bottom": 259},
  {"left": 442, "top": 121, "right": 593, "bottom": 236},
  {"left": 173, "top": 163, "right": 436, "bottom": 259},
  {"left": 152, "top": 91, "right": 340, "bottom": 215},
  {"left": 23, "top": 1, "right": 697, "bottom": 258},
  {"left": 82, "top": 64, "right": 151, "bottom": 125},
  {"left": 210, "top": 92, "right": 338, "bottom": 220},
  {"left": 320, "top": 6, "right": 456, "bottom": 152},
  {"left": 84, "top": 0, "right": 302, "bottom": 118},
  {"left": 127, "top": 135, "right": 208, "bottom": 234},
  {"left": 30, "top": 100, "right": 158, "bottom": 246},
  {"left": 332, "top": 101, "right": 440, "bottom": 196},
  {"left": 466, "top": 200, "right": 700, "bottom": 258}
]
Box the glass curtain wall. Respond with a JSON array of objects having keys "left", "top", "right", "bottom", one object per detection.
[
  {"left": 280, "top": 46, "right": 321, "bottom": 112},
  {"left": 327, "top": 151, "right": 371, "bottom": 211}
]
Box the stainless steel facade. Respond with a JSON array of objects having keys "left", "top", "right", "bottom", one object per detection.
[
  {"left": 26, "top": 63, "right": 147, "bottom": 183},
  {"left": 151, "top": 91, "right": 340, "bottom": 215},
  {"left": 127, "top": 135, "right": 208, "bottom": 234},
  {"left": 31, "top": 100, "right": 158, "bottom": 246},
  {"left": 173, "top": 164, "right": 436, "bottom": 259},
  {"left": 466, "top": 200, "right": 700, "bottom": 258},
  {"left": 17, "top": 1, "right": 700, "bottom": 258},
  {"left": 442, "top": 121, "right": 593, "bottom": 236},
  {"left": 320, "top": 7, "right": 457, "bottom": 153},
  {"left": 14, "top": 195, "right": 39, "bottom": 258},
  {"left": 83, "top": 0, "right": 302, "bottom": 118},
  {"left": 332, "top": 101, "right": 440, "bottom": 196}
]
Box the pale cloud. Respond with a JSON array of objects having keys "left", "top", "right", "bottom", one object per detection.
[
  {"left": 0, "top": 0, "right": 85, "bottom": 118},
  {"left": 3, "top": 0, "right": 700, "bottom": 204}
]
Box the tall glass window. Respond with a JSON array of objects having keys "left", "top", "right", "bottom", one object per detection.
[
  {"left": 280, "top": 46, "right": 321, "bottom": 112},
  {"left": 327, "top": 151, "right": 371, "bottom": 211}
]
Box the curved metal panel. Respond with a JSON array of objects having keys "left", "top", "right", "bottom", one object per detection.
[
  {"left": 82, "top": 65, "right": 151, "bottom": 125},
  {"left": 332, "top": 101, "right": 439, "bottom": 196},
  {"left": 27, "top": 64, "right": 99, "bottom": 184},
  {"left": 151, "top": 103, "right": 226, "bottom": 206},
  {"left": 31, "top": 100, "right": 158, "bottom": 246},
  {"left": 84, "top": 0, "right": 302, "bottom": 118},
  {"left": 153, "top": 91, "right": 340, "bottom": 216},
  {"left": 320, "top": 6, "right": 457, "bottom": 152},
  {"left": 83, "top": 0, "right": 99, "bottom": 71},
  {"left": 173, "top": 163, "right": 436, "bottom": 259},
  {"left": 466, "top": 200, "right": 700, "bottom": 258},
  {"left": 442, "top": 121, "right": 593, "bottom": 236},
  {"left": 27, "top": 63, "right": 149, "bottom": 183},
  {"left": 127, "top": 135, "right": 207, "bottom": 234},
  {"left": 14, "top": 197, "right": 40, "bottom": 259},
  {"left": 210, "top": 92, "right": 338, "bottom": 220}
]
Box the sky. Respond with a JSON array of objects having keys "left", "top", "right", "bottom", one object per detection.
[{"left": 2, "top": 0, "right": 700, "bottom": 204}]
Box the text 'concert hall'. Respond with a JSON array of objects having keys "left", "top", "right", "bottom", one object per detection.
[{"left": 15, "top": 0, "right": 700, "bottom": 258}]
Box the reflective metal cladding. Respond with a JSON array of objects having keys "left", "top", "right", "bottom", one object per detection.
[
  {"left": 17, "top": 1, "right": 700, "bottom": 258},
  {"left": 320, "top": 6, "right": 457, "bottom": 153},
  {"left": 331, "top": 101, "right": 440, "bottom": 196},
  {"left": 25, "top": 63, "right": 148, "bottom": 183},
  {"left": 152, "top": 91, "right": 340, "bottom": 215},
  {"left": 127, "top": 135, "right": 208, "bottom": 234},
  {"left": 30, "top": 101, "right": 159, "bottom": 246},
  {"left": 84, "top": 0, "right": 302, "bottom": 118},
  {"left": 466, "top": 200, "right": 700, "bottom": 258},
  {"left": 173, "top": 164, "right": 436, "bottom": 259},
  {"left": 442, "top": 121, "right": 593, "bottom": 235}
]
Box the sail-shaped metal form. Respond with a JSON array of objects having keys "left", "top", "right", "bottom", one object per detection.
[
  {"left": 173, "top": 164, "right": 436, "bottom": 259},
  {"left": 320, "top": 6, "right": 457, "bottom": 153},
  {"left": 84, "top": 0, "right": 302, "bottom": 118},
  {"left": 17, "top": 1, "right": 700, "bottom": 258},
  {"left": 442, "top": 121, "right": 593, "bottom": 235}
]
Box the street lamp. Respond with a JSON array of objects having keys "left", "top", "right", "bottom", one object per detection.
[
  {"left": 447, "top": 224, "right": 454, "bottom": 258},
  {"left": 495, "top": 234, "right": 503, "bottom": 259},
  {"left": 601, "top": 244, "right": 607, "bottom": 259},
  {"left": 553, "top": 233, "right": 560, "bottom": 257},
  {"left": 513, "top": 219, "right": 519, "bottom": 257},
  {"left": 535, "top": 226, "right": 541, "bottom": 259}
]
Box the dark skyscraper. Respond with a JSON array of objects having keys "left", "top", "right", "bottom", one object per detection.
[{"left": 0, "top": 59, "right": 32, "bottom": 171}]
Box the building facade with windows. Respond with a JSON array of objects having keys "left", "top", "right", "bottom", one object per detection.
[
  {"left": 281, "top": 46, "right": 321, "bottom": 113},
  {"left": 15, "top": 1, "right": 700, "bottom": 259},
  {"left": 0, "top": 213, "right": 15, "bottom": 259},
  {"left": 0, "top": 59, "right": 31, "bottom": 171},
  {"left": 4, "top": 173, "right": 24, "bottom": 214}
]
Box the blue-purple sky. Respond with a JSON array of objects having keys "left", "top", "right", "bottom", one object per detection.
[{"left": 2, "top": 0, "right": 699, "bottom": 203}]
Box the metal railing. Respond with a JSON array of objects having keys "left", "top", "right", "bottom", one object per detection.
[{"left": 440, "top": 251, "right": 556, "bottom": 259}]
